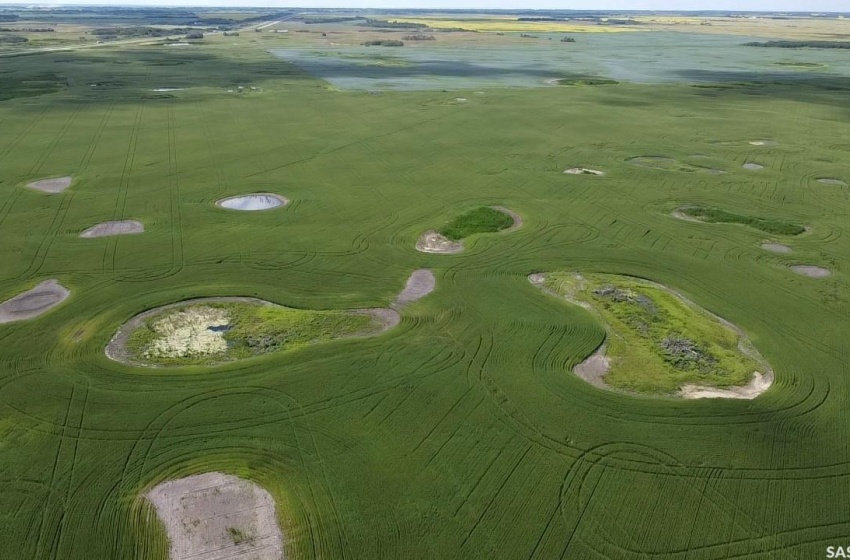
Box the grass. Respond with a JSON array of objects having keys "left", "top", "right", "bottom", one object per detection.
[
  {"left": 543, "top": 273, "right": 761, "bottom": 394},
  {"left": 125, "top": 302, "right": 374, "bottom": 366},
  {"left": 679, "top": 206, "right": 807, "bottom": 236},
  {"left": 438, "top": 206, "right": 513, "bottom": 241},
  {"left": 0, "top": 12, "right": 848, "bottom": 560},
  {"left": 227, "top": 526, "right": 252, "bottom": 545}
]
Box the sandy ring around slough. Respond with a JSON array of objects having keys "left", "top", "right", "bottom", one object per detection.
[
  {"left": 564, "top": 167, "right": 605, "bottom": 176},
  {"left": 761, "top": 242, "right": 792, "bottom": 254},
  {"left": 146, "top": 472, "right": 284, "bottom": 560},
  {"left": 0, "top": 279, "right": 70, "bottom": 324},
  {"left": 80, "top": 220, "right": 144, "bottom": 238},
  {"left": 416, "top": 231, "right": 464, "bottom": 254},
  {"left": 216, "top": 193, "right": 289, "bottom": 211},
  {"left": 27, "top": 176, "right": 72, "bottom": 194},
  {"left": 679, "top": 372, "right": 774, "bottom": 399},
  {"left": 528, "top": 273, "right": 774, "bottom": 400},
  {"left": 790, "top": 265, "right": 831, "bottom": 278},
  {"left": 817, "top": 178, "right": 847, "bottom": 186}
]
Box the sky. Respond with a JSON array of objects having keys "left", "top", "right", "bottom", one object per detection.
[{"left": 0, "top": 0, "right": 845, "bottom": 10}]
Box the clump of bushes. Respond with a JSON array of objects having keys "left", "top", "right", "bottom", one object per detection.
[
  {"left": 439, "top": 207, "right": 513, "bottom": 241},
  {"left": 402, "top": 34, "right": 435, "bottom": 41},
  {"left": 363, "top": 40, "right": 403, "bottom": 47}
]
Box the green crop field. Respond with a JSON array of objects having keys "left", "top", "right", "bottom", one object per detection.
[{"left": 0, "top": 10, "right": 849, "bottom": 559}]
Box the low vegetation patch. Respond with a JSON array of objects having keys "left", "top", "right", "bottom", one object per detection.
[
  {"left": 119, "top": 300, "right": 376, "bottom": 367},
  {"left": 677, "top": 206, "right": 806, "bottom": 236},
  {"left": 556, "top": 77, "right": 619, "bottom": 86},
  {"left": 541, "top": 273, "right": 767, "bottom": 395},
  {"left": 745, "top": 40, "right": 850, "bottom": 49},
  {"left": 363, "top": 40, "right": 404, "bottom": 47},
  {"left": 438, "top": 206, "right": 515, "bottom": 241}
]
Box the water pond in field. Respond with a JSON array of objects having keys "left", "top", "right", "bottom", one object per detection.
[
  {"left": 272, "top": 32, "right": 850, "bottom": 91},
  {"left": 217, "top": 194, "right": 288, "bottom": 211}
]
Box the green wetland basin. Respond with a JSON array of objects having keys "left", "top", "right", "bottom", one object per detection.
[{"left": 0, "top": 21, "right": 848, "bottom": 560}]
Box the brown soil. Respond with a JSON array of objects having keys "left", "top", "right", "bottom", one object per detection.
[
  {"left": 27, "top": 176, "right": 72, "bottom": 194},
  {"left": 80, "top": 220, "right": 144, "bottom": 238},
  {"left": 0, "top": 279, "right": 70, "bottom": 324},
  {"left": 790, "top": 265, "right": 831, "bottom": 278},
  {"left": 415, "top": 231, "right": 464, "bottom": 254},
  {"left": 393, "top": 269, "right": 435, "bottom": 309},
  {"left": 146, "top": 472, "right": 284, "bottom": 560}
]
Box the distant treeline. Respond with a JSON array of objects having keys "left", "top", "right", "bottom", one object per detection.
[
  {"left": 402, "top": 34, "right": 435, "bottom": 40},
  {"left": 744, "top": 40, "right": 850, "bottom": 49},
  {"left": 303, "top": 16, "right": 360, "bottom": 24},
  {"left": 358, "top": 19, "right": 427, "bottom": 29},
  {"left": 517, "top": 15, "right": 641, "bottom": 24},
  {"left": 0, "top": 27, "right": 54, "bottom": 32},
  {"left": 91, "top": 26, "right": 206, "bottom": 38},
  {"left": 363, "top": 39, "right": 404, "bottom": 46}
]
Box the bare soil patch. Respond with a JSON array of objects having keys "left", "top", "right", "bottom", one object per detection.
[
  {"left": 415, "top": 231, "right": 464, "bottom": 254},
  {"left": 790, "top": 265, "right": 831, "bottom": 278},
  {"left": 80, "top": 220, "right": 144, "bottom": 238},
  {"left": 564, "top": 167, "right": 605, "bottom": 176},
  {"left": 393, "top": 269, "right": 435, "bottom": 309},
  {"left": 146, "top": 472, "right": 284, "bottom": 560},
  {"left": 817, "top": 178, "right": 847, "bottom": 186},
  {"left": 679, "top": 371, "right": 773, "bottom": 400},
  {"left": 0, "top": 279, "right": 70, "bottom": 324},
  {"left": 761, "top": 242, "right": 792, "bottom": 254},
  {"left": 749, "top": 140, "right": 778, "bottom": 146},
  {"left": 27, "top": 176, "right": 72, "bottom": 194},
  {"left": 743, "top": 163, "right": 763, "bottom": 170},
  {"left": 573, "top": 344, "right": 610, "bottom": 389}
]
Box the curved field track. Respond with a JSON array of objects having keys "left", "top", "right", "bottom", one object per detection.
[{"left": 0, "top": 33, "right": 849, "bottom": 560}]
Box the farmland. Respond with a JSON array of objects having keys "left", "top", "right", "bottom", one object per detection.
[{"left": 0, "top": 7, "right": 849, "bottom": 560}]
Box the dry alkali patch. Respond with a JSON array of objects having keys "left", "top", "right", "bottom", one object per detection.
[
  {"left": 27, "top": 176, "right": 72, "bottom": 194},
  {"left": 0, "top": 279, "right": 70, "bottom": 324},
  {"left": 146, "top": 472, "right": 284, "bottom": 560},
  {"left": 144, "top": 306, "right": 230, "bottom": 360}
]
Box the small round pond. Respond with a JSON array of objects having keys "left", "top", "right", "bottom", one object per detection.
[{"left": 216, "top": 193, "right": 288, "bottom": 211}]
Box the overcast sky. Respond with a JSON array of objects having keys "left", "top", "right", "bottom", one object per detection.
[{"left": 0, "top": 0, "right": 846, "bottom": 11}]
